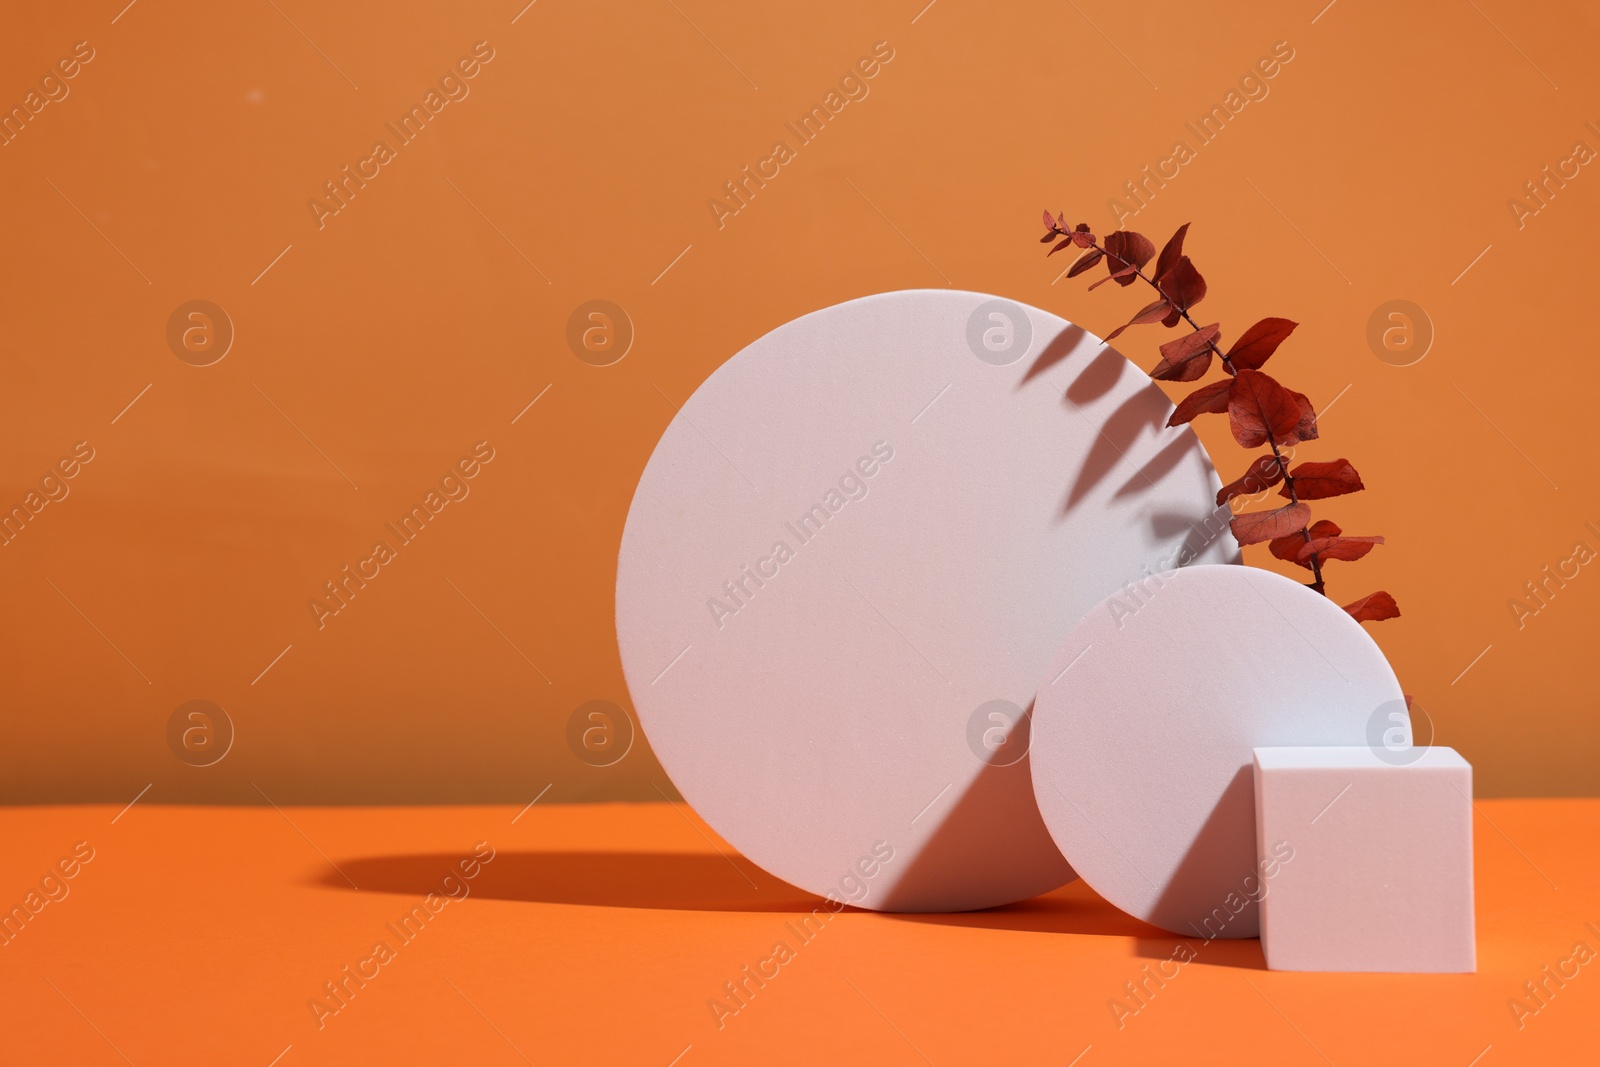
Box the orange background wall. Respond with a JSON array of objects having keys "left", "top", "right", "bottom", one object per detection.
[{"left": 0, "top": 0, "right": 1593, "bottom": 804}]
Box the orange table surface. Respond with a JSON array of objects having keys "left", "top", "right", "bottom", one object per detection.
[{"left": 2, "top": 799, "right": 1595, "bottom": 1066}]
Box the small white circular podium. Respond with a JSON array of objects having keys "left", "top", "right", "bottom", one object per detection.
[{"left": 1030, "top": 564, "right": 1405, "bottom": 936}]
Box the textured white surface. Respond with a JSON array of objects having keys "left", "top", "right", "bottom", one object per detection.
[
  {"left": 1031, "top": 564, "right": 1405, "bottom": 935},
  {"left": 1254, "top": 746, "right": 1476, "bottom": 972},
  {"left": 616, "top": 289, "right": 1238, "bottom": 912}
]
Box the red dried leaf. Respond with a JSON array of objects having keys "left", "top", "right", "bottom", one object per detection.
[
  {"left": 1298, "top": 534, "right": 1384, "bottom": 564},
  {"left": 1269, "top": 533, "right": 1311, "bottom": 567},
  {"left": 1043, "top": 210, "right": 1056, "bottom": 230},
  {"left": 1103, "top": 231, "right": 1154, "bottom": 286},
  {"left": 1161, "top": 306, "right": 1183, "bottom": 328},
  {"left": 1224, "top": 318, "right": 1297, "bottom": 371},
  {"left": 1269, "top": 519, "right": 1341, "bottom": 569},
  {"left": 1230, "top": 502, "right": 1311, "bottom": 546},
  {"left": 1160, "top": 256, "right": 1207, "bottom": 311},
  {"left": 1158, "top": 325, "right": 1219, "bottom": 361},
  {"left": 1071, "top": 223, "right": 1096, "bottom": 248},
  {"left": 1228, "top": 369, "right": 1302, "bottom": 448},
  {"left": 1048, "top": 237, "right": 1074, "bottom": 256},
  {"left": 1152, "top": 350, "right": 1208, "bottom": 381},
  {"left": 1286, "top": 389, "right": 1319, "bottom": 444},
  {"left": 1154, "top": 223, "right": 1190, "bottom": 287},
  {"left": 1217, "top": 455, "right": 1285, "bottom": 506},
  {"left": 1152, "top": 323, "right": 1221, "bottom": 382},
  {"left": 1167, "top": 379, "right": 1233, "bottom": 426},
  {"left": 1344, "top": 591, "right": 1401, "bottom": 623},
  {"left": 1105, "top": 298, "right": 1171, "bottom": 341},
  {"left": 1281, "top": 458, "right": 1364, "bottom": 501},
  {"left": 1066, "top": 248, "right": 1104, "bottom": 278}
]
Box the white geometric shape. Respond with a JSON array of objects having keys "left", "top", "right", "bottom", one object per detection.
[
  {"left": 1030, "top": 564, "right": 1404, "bottom": 936},
  {"left": 1253, "top": 745, "right": 1476, "bottom": 972},
  {"left": 616, "top": 289, "right": 1239, "bottom": 912}
]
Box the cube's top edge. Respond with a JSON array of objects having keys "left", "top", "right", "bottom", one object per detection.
[{"left": 1252, "top": 746, "right": 1471, "bottom": 771}]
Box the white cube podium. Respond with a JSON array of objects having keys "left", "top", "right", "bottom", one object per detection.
[{"left": 1252, "top": 746, "right": 1476, "bottom": 973}]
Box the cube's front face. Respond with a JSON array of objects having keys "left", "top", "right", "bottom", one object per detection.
[{"left": 1254, "top": 747, "right": 1477, "bottom": 973}]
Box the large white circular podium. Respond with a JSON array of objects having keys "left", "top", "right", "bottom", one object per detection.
[{"left": 616, "top": 290, "right": 1238, "bottom": 911}]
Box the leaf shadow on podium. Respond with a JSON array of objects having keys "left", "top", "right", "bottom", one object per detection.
[
  {"left": 1020, "top": 323, "right": 1227, "bottom": 525},
  {"left": 1059, "top": 363, "right": 1185, "bottom": 513},
  {"left": 1150, "top": 505, "right": 1239, "bottom": 567},
  {"left": 1016, "top": 323, "right": 1089, "bottom": 388}
]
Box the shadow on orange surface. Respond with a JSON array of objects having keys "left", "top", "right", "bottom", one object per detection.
[
  {"left": 311, "top": 849, "right": 1264, "bottom": 961},
  {"left": 318, "top": 851, "right": 819, "bottom": 911},
  {"left": 1130, "top": 934, "right": 1268, "bottom": 970},
  {"left": 885, "top": 884, "right": 1162, "bottom": 938},
  {"left": 886, "top": 884, "right": 1267, "bottom": 967}
]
